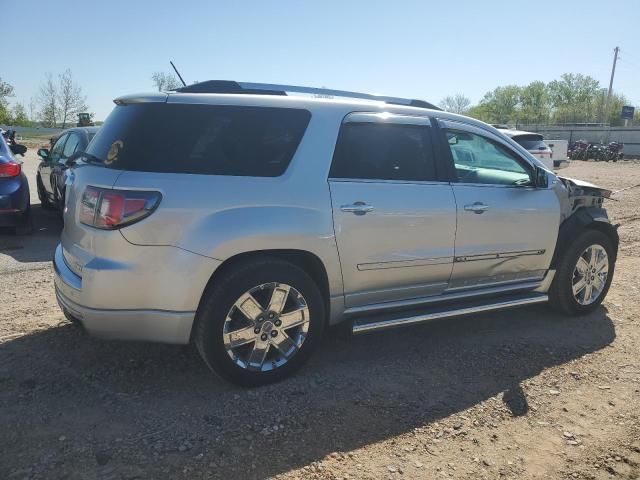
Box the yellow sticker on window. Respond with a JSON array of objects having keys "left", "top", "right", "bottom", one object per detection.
[{"left": 105, "top": 140, "right": 124, "bottom": 165}]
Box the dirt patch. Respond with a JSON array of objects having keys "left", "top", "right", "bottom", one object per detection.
[{"left": 1, "top": 157, "right": 640, "bottom": 479}]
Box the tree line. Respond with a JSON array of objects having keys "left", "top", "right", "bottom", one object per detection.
[
  {"left": 439, "top": 73, "right": 639, "bottom": 126},
  {"left": 4, "top": 70, "right": 638, "bottom": 129},
  {"left": 0, "top": 70, "right": 89, "bottom": 129}
]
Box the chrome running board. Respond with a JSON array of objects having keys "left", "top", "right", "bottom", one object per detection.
[{"left": 351, "top": 293, "right": 548, "bottom": 335}]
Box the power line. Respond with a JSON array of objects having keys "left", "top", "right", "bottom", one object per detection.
[{"left": 603, "top": 47, "right": 620, "bottom": 123}]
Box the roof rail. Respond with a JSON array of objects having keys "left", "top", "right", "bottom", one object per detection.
[{"left": 174, "top": 80, "right": 441, "bottom": 111}]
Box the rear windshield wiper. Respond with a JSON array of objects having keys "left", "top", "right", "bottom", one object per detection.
[{"left": 75, "top": 152, "right": 104, "bottom": 165}]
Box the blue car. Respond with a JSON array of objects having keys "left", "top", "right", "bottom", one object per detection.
[{"left": 0, "top": 134, "right": 31, "bottom": 234}]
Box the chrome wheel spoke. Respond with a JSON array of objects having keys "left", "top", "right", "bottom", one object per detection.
[
  {"left": 595, "top": 257, "right": 609, "bottom": 274},
  {"left": 576, "top": 257, "right": 589, "bottom": 275},
  {"left": 236, "top": 293, "right": 263, "bottom": 321},
  {"left": 223, "top": 326, "right": 256, "bottom": 349},
  {"left": 247, "top": 339, "right": 270, "bottom": 370},
  {"left": 268, "top": 284, "right": 290, "bottom": 314},
  {"left": 583, "top": 283, "right": 593, "bottom": 304},
  {"left": 273, "top": 331, "right": 297, "bottom": 357},
  {"left": 279, "top": 307, "right": 308, "bottom": 330},
  {"left": 572, "top": 277, "right": 587, "bottom": 296},
  {"left": 592, "top": 274, "right": 605, "bottom": 292}
]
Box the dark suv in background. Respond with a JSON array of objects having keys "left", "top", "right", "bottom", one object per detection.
[{"left": 37, "top": 126, "right": 99, "bottom": 211}]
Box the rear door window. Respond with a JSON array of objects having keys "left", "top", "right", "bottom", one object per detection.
[
  {"left": 62, "top": 133, "right": 81, "bottom": 160},
  {"left": 330, "top": 123, "right": 436, "bottom": 181},
  {"left": 49, "top": 134, "right": 68, "bottom": 162},
  {"left": 87, "top": 104, "right": 311, "bottom": 177}
]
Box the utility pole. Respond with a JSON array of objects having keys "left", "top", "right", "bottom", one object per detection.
[{"left": 603, "top": 46, "right": 620, "bottom": 125}]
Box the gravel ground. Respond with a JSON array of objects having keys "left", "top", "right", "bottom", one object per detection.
[{"left": 1, "top": 152, "right": 640, "bottom": 480}]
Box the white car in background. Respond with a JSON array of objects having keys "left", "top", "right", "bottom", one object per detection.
[{"left": 497, "top": 129, "right": 553, "bottom": 170}]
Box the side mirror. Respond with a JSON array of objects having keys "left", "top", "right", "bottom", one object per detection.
[
  {"left": 37, "top": 148, "right": 49, "bottom": 159},
  {"left": 535, "top": 166, "right": 549, "bottom": 188}
]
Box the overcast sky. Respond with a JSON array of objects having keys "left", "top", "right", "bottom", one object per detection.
[{"left": 8, "top": 0, "right": 640, "bottom": 120}]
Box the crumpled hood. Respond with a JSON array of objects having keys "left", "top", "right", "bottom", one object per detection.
[{"left": 558, "top": 176, "right": 612, "bottom": 199}]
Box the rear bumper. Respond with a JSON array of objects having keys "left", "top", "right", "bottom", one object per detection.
[
  {"left": 0, "top": 173, "right": 29, "bottom": 225},
  {"left": 53, "top": 243, "right": 195, "bottom": 344}
]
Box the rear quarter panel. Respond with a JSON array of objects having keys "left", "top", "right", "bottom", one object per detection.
[{"left": 113, "top": 108, "right": 345, "bottom": 306}]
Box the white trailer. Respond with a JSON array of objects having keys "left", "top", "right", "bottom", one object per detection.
[{"left": 545, "top": 139, "right": 570, "bottom": 169}]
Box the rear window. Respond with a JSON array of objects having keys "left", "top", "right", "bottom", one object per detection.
[
  {"left": 512, "top": 134, "right": 548, "bottom": 151},
  {"left": 87, "top": 103, "right": 311, "bottom": 176}
]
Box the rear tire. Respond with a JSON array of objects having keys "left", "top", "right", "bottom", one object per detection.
[
  {"left": 548, "top": 230, "right": 615, "bottom": 315},
  {"left": 194, "top": 258, "right": 326, "bottom": 387}
]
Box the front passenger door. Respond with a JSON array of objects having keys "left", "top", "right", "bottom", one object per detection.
[
  {"left": 440, "top": 120, "right": 561, "bottom": 290},
  {"left": 41, "top": 133, "right": 68, "bottom": 198}
]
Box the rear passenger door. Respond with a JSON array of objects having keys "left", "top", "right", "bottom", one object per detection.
[
  {"left": 329, "top": 113, "right": 457, "bottom": 308},
  {"left": 52, "top": 132, "right": 82, "bottom": 201},
  {"left": 41, "top": 133, "right": 68, "bottom": 197}
]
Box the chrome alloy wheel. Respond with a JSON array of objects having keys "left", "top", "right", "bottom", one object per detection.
[
  {"left": 572, "top": 244, "right": 609, "bottom": 306},
  {"left": 222, "top": 283, "right": 310, "bottom": 372}
]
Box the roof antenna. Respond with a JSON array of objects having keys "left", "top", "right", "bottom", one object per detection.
[{"left": 170, "top": 60, "right": 187, "bottom": 87}]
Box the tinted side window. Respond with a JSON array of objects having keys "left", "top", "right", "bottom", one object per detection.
[
  {"left": 445, "top": 129, "right": 532, "bottom": 186},
  {"left": 330, "top": 123, "right": 436, "bottom": 181},
  {"left": 62, "top": 133, "right": 81, "bottom": 158},
  {"left": 49, "top": 134, "right": 68, "bottom": 162},
  {"left": 88, "top": 104, "right": 311, "bottom": 177}
]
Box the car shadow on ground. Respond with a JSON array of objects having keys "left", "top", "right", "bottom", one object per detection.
[
  {"left": 0, "top": 304, "right": 614, "bottom": 478},
  {"left": 0, "top": 203, "right": 62, "bottom": 264}
]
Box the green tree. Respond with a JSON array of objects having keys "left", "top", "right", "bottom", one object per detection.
[
  {"left": 11, "top": 103, "right": 30, "bottom": 126},
  {"left": 547, "top": 73, "right": 600, "bottom": 123},
  {"left": 0, "top": 77, "right": 15, "bottom": 124},
  {"left": 466, "top": 103, "right": 493, "bottom": 123},
  {"left": 519, "top": 81, "right": 550, "bottom": 124},
  {"left": 475, "top": 85, "right": 521, "bottom": 124},
  {"left": 606, "top": 93, "right": 630, "bottom": 126}
]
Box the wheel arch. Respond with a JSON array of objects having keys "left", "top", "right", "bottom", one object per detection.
[
  {"left": 550, "top": 207, "right": 619, "bottom": 269},
  {"left": 195, "top": 249, "right": 331, "bottom": 329}
]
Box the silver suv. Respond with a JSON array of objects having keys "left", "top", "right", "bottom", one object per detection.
[{"left": 54, "top": 81, "right": 618, "bottom": 386}]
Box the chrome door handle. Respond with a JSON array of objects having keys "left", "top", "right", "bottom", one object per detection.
[
  {"left": 464, "top": 202, "right": 489, "bottom": 214},
  {"left": 340, "top": 202, "right": 374, "bottom": 215}
]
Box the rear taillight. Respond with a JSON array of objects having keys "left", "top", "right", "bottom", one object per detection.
[
  {"left": 79, "top": 186, "right": 161, "bottom": 230},
  {"left": 0, "top": 161, "right": 21, "bottom": 177}
]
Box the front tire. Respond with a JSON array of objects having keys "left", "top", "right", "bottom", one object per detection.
[
  {"left": 37, "top": 175, "right": 54, "bottom": 210},
  {"left": 194, "top": 258, "right": 326, "bottom": 387},
  {"left": 549, "top": 230, "right": 615, "bottom": 315}
]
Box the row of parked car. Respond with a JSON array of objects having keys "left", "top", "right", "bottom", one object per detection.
[
  {"left": 0, "top": 126, "right": 98, "bottom": 234},
  {"left": 2, "top": 80, "right": 620, "bottom": 387}
]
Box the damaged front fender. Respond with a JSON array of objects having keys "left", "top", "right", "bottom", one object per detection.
[
  {"left": 549, "top": 175, "right": 618, "bottom": 269},
  {"left": 554, "top": 175, "right": 612, "bottom": 223}
]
